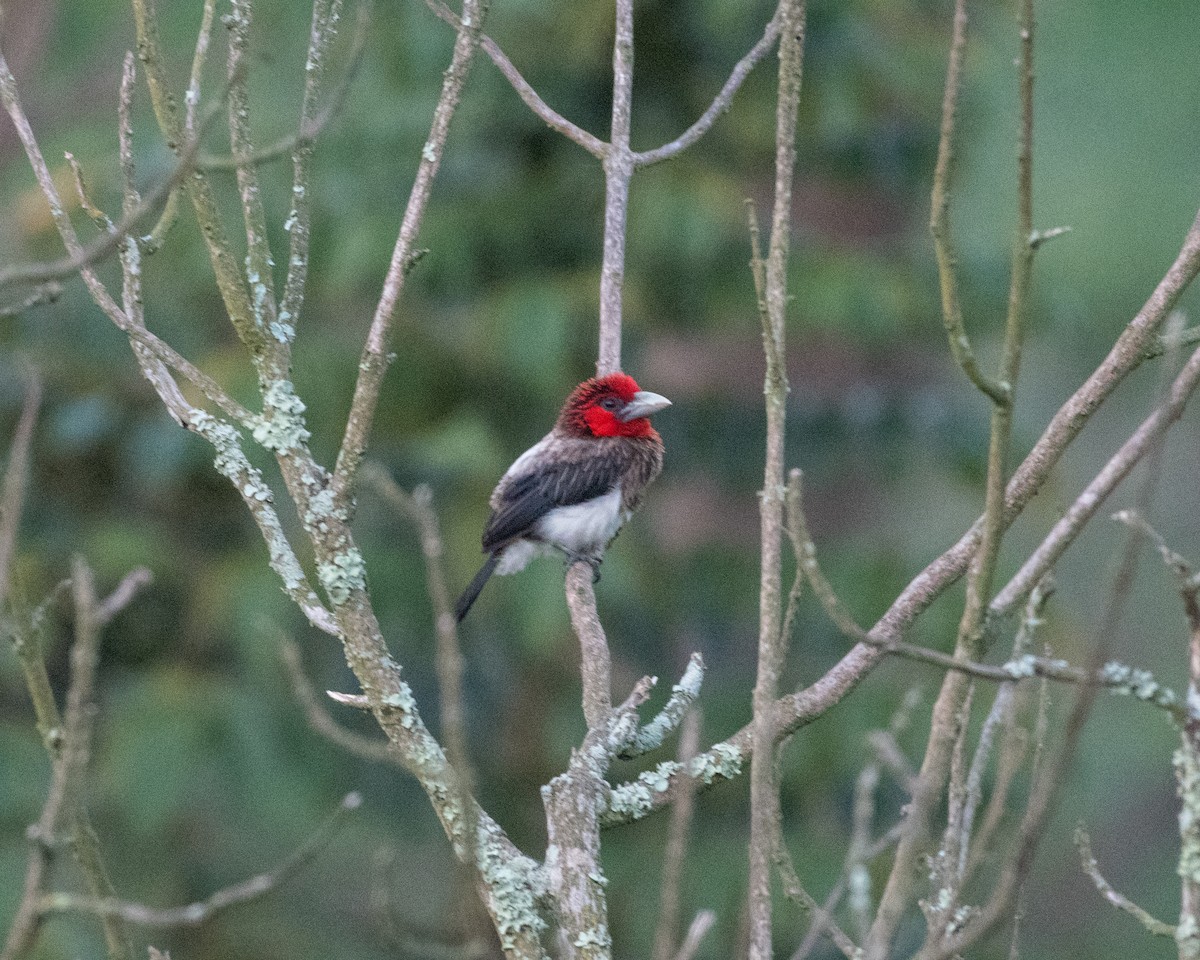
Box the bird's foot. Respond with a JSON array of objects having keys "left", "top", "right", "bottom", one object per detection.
[{"left": 564, "top": 552, "right": 603, "bottom": 584}]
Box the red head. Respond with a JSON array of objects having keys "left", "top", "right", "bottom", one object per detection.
[{"left": 557, "top": 373, "right": 672, "bottom": 439}]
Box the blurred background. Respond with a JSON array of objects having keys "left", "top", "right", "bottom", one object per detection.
[{"left": 2, "top": 0, "right": 1199, "bottom": 956}]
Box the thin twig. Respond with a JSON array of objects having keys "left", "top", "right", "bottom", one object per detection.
[
  {"left": 331, "top": 0, "right": 486, "bottom": 505},
  {"left": 363, "top": 464, "right": 483, "bottom": 934},
  {"left": 790, "top": 823, "right": 904, "bottom": 960},
  {"left": 871, "top": 0, "right": 1038, "bottom": 945},
  {"left": 652, "top": 710, "right": 702, "bottom": 960},
  {"left": 64, "top": 560, "right": 133, "bottom": 960},
  {"left": 0, "top": 369, "right": 40, "bottom": 612},
  {"left": 39, "top": 793, "right": 363, "bottom": 927},
  {"left": 0, "top": 56, "right": 225, "bottom": 294},
  {"left": 928, "top": 0, "right": 1007, "bottom": 405},
  {"left": 774, "top": 826, "right": 859, "bottom": 959},
  {"left": 0, "top": 281, "right": 62, "bottom": 319},
  {"left": 226, "top": 0, "right": 282, "bottom": 362},
  {"left": 280, "top": 637, "right": 400, "bottom": 765},
  {"left": 671, "top": 911, "right": 716, "bottom": 960},
  {"left": 621, "top": 653, "right": 704, "bottom": 759},
  {"left": 635, "top": 5, "right": 784, "bottom": 167},
  {"left": 958, "top": 578, "right": 1053, "bottom": 882},
  {"left": 596, "top": 0, "right": 637, "bottom": 376},
  {"left": 422, "top": 0, "right": 606, "bottom": 158},
  {"left": 1074, "top": 825, "right": 1176, "bottom": 938}
]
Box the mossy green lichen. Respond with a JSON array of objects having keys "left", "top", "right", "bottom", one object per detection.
[
  {"left": 1176, "top": 743, "right": 1200, "bottom": 887},
  {"left": 317, "top": 548, "right": 366, "bottom": 605},
  {"left": 252, "top": 379, "right": 311, "bottom": 452},
  {"left": 689, "top": 741, "right": 743, "bottom": 784},
  {"left": 476, "top": 824, "right": 547, "bottom": 953}
]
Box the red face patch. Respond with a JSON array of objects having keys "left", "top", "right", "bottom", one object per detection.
[{"left": 559, "top": 374, "right": 659, "bottom": 439}]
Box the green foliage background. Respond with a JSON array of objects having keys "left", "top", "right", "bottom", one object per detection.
[{"left": 1, "top": 0, "right": 1199, "bottom": 956}]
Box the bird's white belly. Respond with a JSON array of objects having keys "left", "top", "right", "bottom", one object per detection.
[{"left": 495, "top": 486, "right": 628, "bottom": 575}]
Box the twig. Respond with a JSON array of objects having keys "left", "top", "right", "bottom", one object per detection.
[
  {"left": 0, "top": 55, "right": 224, "bottom": 294},
  {"left": 566, "top": 560, "right": 613, "bottom": 732},
  {"left": 991, "top": 339, "right": 1200, "bottom": 617},
  {"left": 652, "top": 710, "right": 702, "bottom": 960},
  {"left": 38, "top": 793, "right": 363, "bottom": 927},
  {"left": 621, "top": 653, "right": 704, "bottom": 759},
  {"left": 280, "top": 637, "right": 400, "bottom": 765},
  {"left": 595, "top": 0, "right": 637, "bottom": 376},
  {"left": 421, "top": 0, "right": 606, "bottom": 158},
  {"left": 226, "top": 0, "right": 282, "bottom": 361},
  {"left": 0, "top": 50, "right": 255, "bottom": 430},
  {"left": 1074, "top": 825, "right": 1176, "bottom": 938},
  {"left": 635, "top": 5, "right": 784, "bottom": 167},
  {"left": 198, "top": 0, "right": 366, "bottom": 175},
  {"left": 671, "top": 911, "right": 716, "bottom": 960},
  {"left": 774, "top": 825, "right": 859, "bottom": 959},
  {"left": 928, "top": 0, "right": 1007, "bottom": 404},
  {"left": 925, "top": 196, "right": 1175, "bottom": 960},
  {"left": 64, "top": 560, "right": 134, "bottom": 960},
  {"left": 790, "top": 824, "right": 904, "bottom": 960},
  {"left": 95, "top": 568, "right": 154, "bottom": 627},
  {"left": 0, "top": 369, "right": 40, "bottom": 612},
  {"left": 0, "top": 281, "right": 62, "bottom": 319},
  {"left": 958, "top": 578, "right": 1053, "bottom": 881},
  {"left": 131, "top": 0, "right": 266, "bottom": 359},
  {"left": 184, "top": 0, "right": 216, "bottom": 136},
  {"left": 872, "top": 0, "right": 1038, "bottom": 946},
  {"left": 331, "top": 0, "right": 486, "bottom": 505},
  {"left": 363, "top": 464, "right": 483, "bottom": 934},
  {"left": 278, "top": 0, "right": 357, "bottom": 332}
]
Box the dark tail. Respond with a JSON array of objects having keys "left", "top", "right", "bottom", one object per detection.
[{"left": 455, "top": 552, "right": 501, "bottom": 622}]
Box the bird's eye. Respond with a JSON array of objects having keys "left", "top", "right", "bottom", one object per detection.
[{"left": 598, "top": 397, "right": 619, "bottom": 411}]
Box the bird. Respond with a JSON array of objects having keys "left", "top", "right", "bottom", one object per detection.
[{"left": 454, "top": 372, "right": 671, "bottom": 622}]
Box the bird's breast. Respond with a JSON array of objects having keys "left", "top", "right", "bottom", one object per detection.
[{"left": 533, "top": 485, "right": 625, "bottom": 555}]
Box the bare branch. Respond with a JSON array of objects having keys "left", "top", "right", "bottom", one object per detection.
[
  {"left": 226, "top": 0, "right": 282, "bottom": 363},
  {"left": 422, "top": 0, "right": 606, "bottom": 158},
  {"left": 39, "top": 793, "right": 363, "bottom": 928},
  {"left": 991, "top": 340, "right": 1200, "bottom": 617},
  {"left": 95, "top": 568, "right": 154, "bottom": 627},
  {"left": 566, "top": 560, "right": 613, "bottom": 733},
  {"left": 929, "top": 0, "right": 1008, "bottom": 405},
  {"left": 281, "top": 637, "right": 400, "bottom": 765},
  {"left": 748, "top": 4, "right": 807, "bottom": 955},
  {"left": 332, "top": 0, "right": 487, "bottom": 504},
  {"left": 652, "top": 710, "right": 702, "bottom": 960},
  {"left": 1074, "top": 825, "right": 1176, "bottom": 939},
  {"left": 635, "top": 6, "right": 783, "bottom": 167},
  {"left": 774, "top": 827, "right": 859, "bottom": 960},
  {"left": 622, "top": 653, "right": 704, "bottom": 759},
  {"left": 278, "top": 0, "right": 358, "bottom": 328},
  {"left": 672, "top": 911, "right": 716, "bottom": 960},
  {"left": 0, "top": 369, "right": 40, "bottom": 612},
  {"left": 595, "top": 0, "right": 637, "bottom": 376},
  {"left": 0, "top": 55, "right": 224, "bottom": 295},
  {"left": 0, "top": 281, "right": 62, "bottom": 319},
  {"left": 184, "top": 0, "right": 217, "bottom": 135}
]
